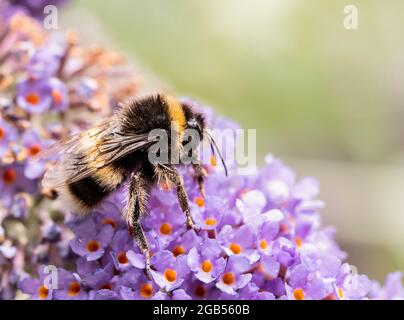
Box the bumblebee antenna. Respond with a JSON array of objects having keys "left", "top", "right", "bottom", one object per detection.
[{"left": 204, "top": 130, "right": 228, "bottom": 177}]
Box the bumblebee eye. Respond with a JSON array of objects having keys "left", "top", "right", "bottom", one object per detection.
[
  {"left": 187, "top": 118, "right": 196, "bottom": 126},
  {"left": 187, "top": 118, "right": 198, "bottom": 130},
  {"left": 187, "top": 118, "right": 202, "bottom": 139}
]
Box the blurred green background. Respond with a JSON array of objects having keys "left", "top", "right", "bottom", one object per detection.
[{"left": 66, "top": 0, "right": 404, "bottom": 281}]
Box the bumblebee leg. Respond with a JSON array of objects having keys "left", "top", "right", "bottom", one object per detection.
[
  {"left": 127, "top": 171, "right": 152, "bottom": 279},
  {"left": 183, "top": 148, "right": 206, "bottom": 197},
  {"left": 155, "top": 165, "right": 200, "bottom": 231},
  {"left": 192, "top": 162, "right": 207, "bottom": 198}
]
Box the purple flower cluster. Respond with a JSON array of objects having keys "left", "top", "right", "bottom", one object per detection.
[
  {"left": 17, "top": 109, "right": 404, "bottom": 300},
  {"left": 1, "top": 0, "right": 70, "bottom": 20},
  {"left": 0, "top": 11, "right": 139, "bottom": 299},
  {"left": 0, "top": 8, "right": 403, "bottom": 301}
]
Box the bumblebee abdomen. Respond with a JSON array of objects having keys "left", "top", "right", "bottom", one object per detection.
[
  {"left": 66, "top": 164, "right": 126, "bottom": 211},
  {"left": 67, "top": 175, "right": 111, "bottom": 210}
]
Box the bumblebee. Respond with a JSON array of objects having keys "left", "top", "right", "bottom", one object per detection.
[{"left": 42, "top": 93, "right": 227, "bottom": 276}]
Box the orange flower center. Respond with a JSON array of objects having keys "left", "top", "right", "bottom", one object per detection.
[
  {"left": 38, "top": 285, "right": 49, "bottom": 299},
  {"left": 100, "top": 284, "right": 112, "bottom": 290},
  {"left": 222, "top": 272, "right": 235, "bottom": 285},
  {"left": 67, "top": 282, "right": 81, "bottom": 297},
  {"left": 52, "top": 89, "right": 63, "bottom": 104},
  {"left": 28, "top": 144, "right": 41, "bottom": 156},
  {"left": 293, "top": 288, "right": 305, "bottom": 300},
  {"left": 294, "top": 236, "right": 303, "bottom": 248},
  {"left": 338, "top": 288, "right": 344, "bottom": 299},
  {"left": 259, "top": 239, "right": 268, "bottom": 250},
  {"left": 86, "top": 240, "right": 101, "bottom": 252},
  {"left": 324, "top": 293, "right": 337, "bottom": 300},
  {"left": 194, "top": 285, "right": 207, "bottom": 298},
  {"left": 140, "top": 283, "right": 153, "bottom": 298},
  {"left": 0, "top": 127, "right": 5, "bottom": 140},
  {"left": 3, "top": 168, "right": 16, "bottom": 184},
  {"left": 279, "top": 223, "right": 288, "bottom": 233},
  {"left": 201, "top": 260, "right": 213, "bottom": 273},
  {"left": 239, "top": 188, "right": 250, "bottom": 197},
  {"left": 204, "top": 217, "right": 217, "bottom": 226},
  {"left": 160, "top": 181, "right": 171, "bottom": 191},
  {"left": 164, "top": 268, "right": 177, "bottom": 282},
  {"left": 256, "top": 263, "right": 265, "bottom": 273},
  {"left": 25, "top": 92, "right": 40, "bottom": 105},
  {"left": 160, "top": 223, "right": 173, "bottom": 235},
  {"left": 210, "top": 155, "right": 217, "bottom": 167},
  {"left": 117, "top": 251, "right": 129, "bottom": 264},
  {"left": 229, "top": 243, "right": 241, "bottom": 254},
  {"left": 172, "top": 245, "right": 185, "bottom": 257},
  {"left": 194, "top": 197, "right": 205, "bottom": 208},
  {"left": 102, "top": 218, "right": 117, "bottom": 229}
]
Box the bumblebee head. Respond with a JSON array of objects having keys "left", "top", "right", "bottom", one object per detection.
[
  {"left": 186, "top": 113, "right": 206, "bottom": 141},
  {"left": 181, "top": 100, "right": 228, "bottom": 176},
  {"left": 181, "top": 102, "right": 206, "bottom": 141}
]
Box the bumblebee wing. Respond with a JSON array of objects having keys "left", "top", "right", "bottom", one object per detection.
[
  {"left": 36, "top": 121, "right": 109, "bottom": 162},
  {"left": 43, "top": 121, "right": 158, "bottom": 189},
  {"left": 64, "top": 132, "right": 157, "bottom": 184},
  {"left": 94, "top": 132, "right": 157, "bottom": 166},
  {"left": 42, "top": 121, "right": 112, "bottom": 189}
]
